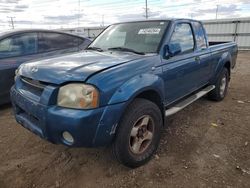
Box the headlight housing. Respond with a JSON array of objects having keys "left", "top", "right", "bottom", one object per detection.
[
  {"left": 14, "top": 67, "right": 20, "bottom": 81},
  {"left": 57, "top": 83, "right": 99, "bottom": 109}
]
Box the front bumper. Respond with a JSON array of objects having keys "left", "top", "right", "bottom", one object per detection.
[{"left": 11, "top": 86, "right": 126, "bottom": 147}]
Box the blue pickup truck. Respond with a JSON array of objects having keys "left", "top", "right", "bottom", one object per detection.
[{"left": 11, "top": 19, "right": 237, "bottom": 168}]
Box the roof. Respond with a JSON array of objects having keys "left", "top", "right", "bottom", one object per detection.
[
  {"left": 112, "top": 18, "right": 201, "bottom": 25},
  {"left": 0, "top": 28, "right": 87, "bottom": 40}
]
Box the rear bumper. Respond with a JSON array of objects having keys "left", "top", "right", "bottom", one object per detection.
[{"left": 11, "top": 86, "right": 126, "bottom": 147}]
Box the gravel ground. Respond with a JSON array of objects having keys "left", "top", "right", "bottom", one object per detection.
[{"left": 0, "top": 52, "right": 249, "bottom": 188}]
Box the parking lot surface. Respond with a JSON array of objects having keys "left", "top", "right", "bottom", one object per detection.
[{"left": 0, "top": 52, "right": 249, "bottom": 188}]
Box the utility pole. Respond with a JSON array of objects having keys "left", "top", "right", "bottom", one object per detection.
[
  {"left": 215, "top": 5, "right": 219, "bottom": 20},
  {"left": 8, "top": 16, "right": 15, "bottom": 29},
  {"left": 145, "top": 0, "right": 148, "bottom": 19}
]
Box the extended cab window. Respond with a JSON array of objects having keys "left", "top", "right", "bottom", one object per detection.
[
  {"left": 89, "top": 21, "right": 169, "bottom": 53},
  {"left": 193, "top": 22, "right": 207, "bottom": 49},
  {"left": 169, "top": 23, "right": 194, "bottom": 54},
  {"left": 0, "top": 33, "right": 38, "bottom": 59}
]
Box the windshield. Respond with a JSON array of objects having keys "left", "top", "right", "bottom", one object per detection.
[{"left": 89, "top": 21, "right": 169, "bottom": 54}]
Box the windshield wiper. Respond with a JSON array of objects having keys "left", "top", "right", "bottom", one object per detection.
[
  {"left": 108, "top": 47, "right": 145, "bottom": 55},
  {"left": 86, "top": 46, "right": 104, "bottom": 52}
]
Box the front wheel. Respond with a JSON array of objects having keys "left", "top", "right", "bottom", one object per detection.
[
  {"left": 208, "top": 68, "right": 229, "bottom": 101},
  {"left": 112, "top": 98, "right": 163, "bottom": 168}
]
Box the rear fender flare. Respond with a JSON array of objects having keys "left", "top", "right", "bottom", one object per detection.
[{"left": 211, "top": 52, "right": 232, "bottom": 83}]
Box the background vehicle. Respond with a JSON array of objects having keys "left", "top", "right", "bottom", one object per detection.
[
  {"left": 0, "top": 29, "right": 91, "bottom": 105},
  {"left": 11, "top": 19, "right": 238, "bottom": 168}
]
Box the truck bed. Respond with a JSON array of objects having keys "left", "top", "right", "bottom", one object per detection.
[
  {"left": 209, "top": 41, "right": 231, "bottom": 46},
  {"left": 208, "top": 41, "right": 238, "bottom": 69}
]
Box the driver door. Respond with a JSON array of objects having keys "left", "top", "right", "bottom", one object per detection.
[{"left": 161, "top": 22, "right": 202, "bottom": 105}]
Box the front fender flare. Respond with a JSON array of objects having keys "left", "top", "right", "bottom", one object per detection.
[{"left": 108, "top": 73, "right": 165, "bottom": 105}]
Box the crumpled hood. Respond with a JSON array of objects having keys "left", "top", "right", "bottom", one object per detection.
[{"left": 19, "top": 51, "right": 143, "bottom": 84}]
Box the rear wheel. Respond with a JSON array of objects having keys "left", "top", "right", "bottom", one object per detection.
[
  {"left": 112, "top": 98, "right": 163, "bottom": 168},
  {"left": 208, "top": 68, "right": 229, "bottom": 101}
]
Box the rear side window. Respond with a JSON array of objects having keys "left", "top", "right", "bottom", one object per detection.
[
  {"left": 193, "top": 22, "right": 207, "bottom": 49},
  {"left": 0, "top": 33, "right": 38, "bottom": 59},
  {"left": 169, "top": 23, "right": 194, "bottom": 54},
  {"left": 38, "top": 32, "right": 84, "bottom": 53}
]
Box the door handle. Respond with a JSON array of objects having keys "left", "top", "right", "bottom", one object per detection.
[{"left": 195, "top": 56, "right": 200, "bottom": 62}]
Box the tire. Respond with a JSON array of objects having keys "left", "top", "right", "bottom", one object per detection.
[
  {"left": 112, "top": 98, "right": 163, "bottom": 168},
  {"left": 208, "top": 68, "right": 229, "bottom": 101}
]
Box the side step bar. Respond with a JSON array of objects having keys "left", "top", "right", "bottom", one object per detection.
[{"left": 165, "top": 85, "right": 215, "bottom": 117}]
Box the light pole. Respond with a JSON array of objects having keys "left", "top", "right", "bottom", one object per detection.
[
  {"left": 215, "top": 5, "right": 219, "bottom": 19},
  {"left": 77, "top": 0, "right": 81, "bottom": 28},
  {"left": 145, "top": 0, "right": 148, "bottom": 19},
  {"left": 101, "top": 14, "right": 104, "bottom": 26}
]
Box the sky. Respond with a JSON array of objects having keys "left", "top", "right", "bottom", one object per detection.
[{"left": 0, "top": 0, "right": 250, "bottom": 29}]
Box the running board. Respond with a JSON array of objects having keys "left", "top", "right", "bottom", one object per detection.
[{"left": 165, "top": 85, "right": 215, "bottom": 117}]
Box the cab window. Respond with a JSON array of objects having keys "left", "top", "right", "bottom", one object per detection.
[{"left": 169, "top": 23, "right": 194, "bottom": 54}]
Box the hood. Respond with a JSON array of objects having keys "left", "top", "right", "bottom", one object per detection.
[{"left": 19, "top": 51, "right": 143, "bottom": 84}]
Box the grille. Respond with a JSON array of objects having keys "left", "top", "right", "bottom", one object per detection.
[
  {"left": 20, "top": 76, "right": 47, "bottom": 90},
  {"left": 20, "top": 76, "right": 49, "bottom": 98}
]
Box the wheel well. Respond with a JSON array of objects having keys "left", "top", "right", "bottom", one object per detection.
[
  {"left": 135, "top": 90, "right": 165, "bottom": 122},
  {"left": 224, "top": 61, "right": 231, "bottom": 78}
]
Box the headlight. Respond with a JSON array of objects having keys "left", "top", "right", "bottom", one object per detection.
[{"left": 57, "top": 83, "right": 99, "bottom": 109}]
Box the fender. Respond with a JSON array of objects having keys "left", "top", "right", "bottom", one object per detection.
[
  {"left": 92, "top": 74, "right": 165, "bottom": 146},
  {"left": 211, "top": 51, "right": 232, "bottom": 84},
  {"left": 108, "top": 73, "right": 165, "bottom": 105}
]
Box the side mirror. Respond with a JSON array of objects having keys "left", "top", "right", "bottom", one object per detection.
[{"left": 164, "top": 43, "right": 181, "bottom": 58}]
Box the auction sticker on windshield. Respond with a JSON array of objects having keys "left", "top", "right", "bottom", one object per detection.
[{"left": 138, "top": 28, "right": 161, "bottom": 34}]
